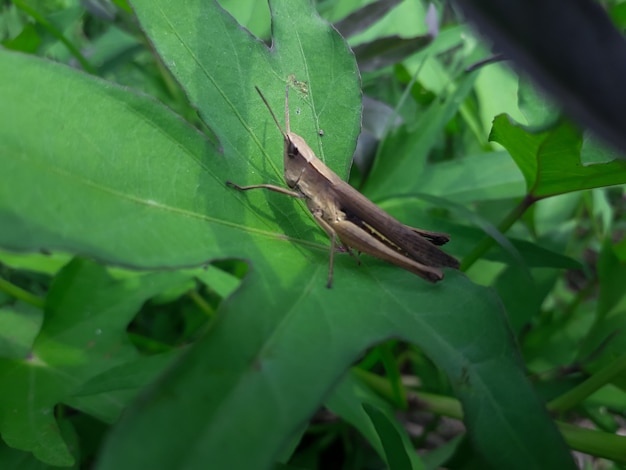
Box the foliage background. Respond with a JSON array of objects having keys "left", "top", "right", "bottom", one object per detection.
[{"left": 1, "top": 0, "right": 626, "bottom": 469}]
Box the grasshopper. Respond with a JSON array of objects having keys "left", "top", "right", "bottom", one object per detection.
[{"left": 227, "top": 86, "right": 459, "bottom": 287}]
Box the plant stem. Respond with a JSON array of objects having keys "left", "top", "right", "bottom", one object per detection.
[
  {"left": 557, "top": 421, "right": 626, "bottom": 463},
  {"left": 13, "top": 0, "right": 96, "bottom": 74},
  {"left": 0, "top": 277, "right": 45, "bottom": 308},
  {"left": 188, "top": 289, "right": 216, "bottom": 318},
  {"left": 548, "top": 354, "right": 626, "bottom": 413}
]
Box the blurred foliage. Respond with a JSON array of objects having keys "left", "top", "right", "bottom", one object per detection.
[{"left": 1, "top": 0, "right": 626, "bottom": 469}]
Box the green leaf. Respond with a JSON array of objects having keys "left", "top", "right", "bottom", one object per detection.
[
  {"left": 494, "top": 267, "right": 558, "bottom": 334},
  {"left": 490, "top": 115, "right": 626, "bottom": 198},
  {"left": 326, "top": 372, "right": 386, "bottom": 460},
  {"left": 3, "top": 22, "right": 42, "bottom": 53},
  {"left": 334, "top": 0, "right": 402, "bottom": 39},
  {"left": 413, "top": 151, "right": 525, "bottom": 203},
  {"left": 0, "top": 259, "right": 193, "bottom": 466},
  {"left": 0, "top": 303, "right": 42, "bottom": 358},
  {"left": 597, "top": 238, "right": 626, "bottom": 319},
  {"left": 0, "top": 249, "right": 71, "bottom": 276},
  {"left": 0, "top": 439, "right": 49, "bottom": 470},
  {"left": 66, "top": 351, "right": 183, "bottom": 424},
  {"left": 327, "top": 371, "right": 423, "bottom": 469},
  {"left": 363, "top": 403, "right": 420, "bottom": 470},
  {"left": 0, "top": 51, "right": 219, "bottom": 266},
  {"left": 353, "top": 36, "right": 432, "bottom": 72}
]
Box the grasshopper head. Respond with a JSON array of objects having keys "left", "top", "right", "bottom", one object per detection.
[
  {"left": 283, "top": 132, "right": 311, "bottom": 188},
  {"left": 255, "top": 85, "right": 317, "bottom": 190}
]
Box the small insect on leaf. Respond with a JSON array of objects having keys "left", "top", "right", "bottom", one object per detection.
[{"left": 287, "top": 73, "right": 308, "bottom": 95}]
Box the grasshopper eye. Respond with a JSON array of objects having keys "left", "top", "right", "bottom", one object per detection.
[{"left": 287, "top": 141, "right": 298, "bottom": 159}]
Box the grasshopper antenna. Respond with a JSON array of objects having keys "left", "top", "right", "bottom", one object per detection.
[
  {"left": 254, "top": 86, "right": 288, "bottom": 139},
  {"left": 284, "top": 85, "right": 290, "bottom": 134}
]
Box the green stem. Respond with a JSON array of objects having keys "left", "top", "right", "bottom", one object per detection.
[
  {"left": 548, "top": 354, "right": 626, "bottom": 413},
  {"left": 127, "top": 332, "right": 174, "bottom": 354},
  {"left": 13, "top": 0, "right": 96, "bottom": 74},
  {"left": 460, "top": 194, "right": 536, "bottom": 272},
  {"left": 188, "top": 289, "right": 216, "bottom": 318},
  {"left": 0, "top": 277, "right": 45, "bottom": 308},
  {"left": 353, "top": 368, "right": 462, "bottom": 418},
  {"left": 409, "top": 390, "right": 463, "bottom": 419},
  {"left": 557, "top": 421, "right": 626, "bottom": 463}
]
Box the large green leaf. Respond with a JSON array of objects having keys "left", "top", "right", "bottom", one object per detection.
[
  {"left": 490, "top": 115, "right": 626, "bottom": 198},
  {"left": 0, "top": 0, "right": 575, "bottom": 468}
]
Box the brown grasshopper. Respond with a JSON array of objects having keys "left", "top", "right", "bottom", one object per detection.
[{"left": 227, "top": 86, "right": 459, "bottom": 287}]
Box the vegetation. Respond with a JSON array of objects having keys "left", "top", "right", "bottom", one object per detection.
[{"left": 1, "top": 0, "right": 626, "bottom": 468}]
